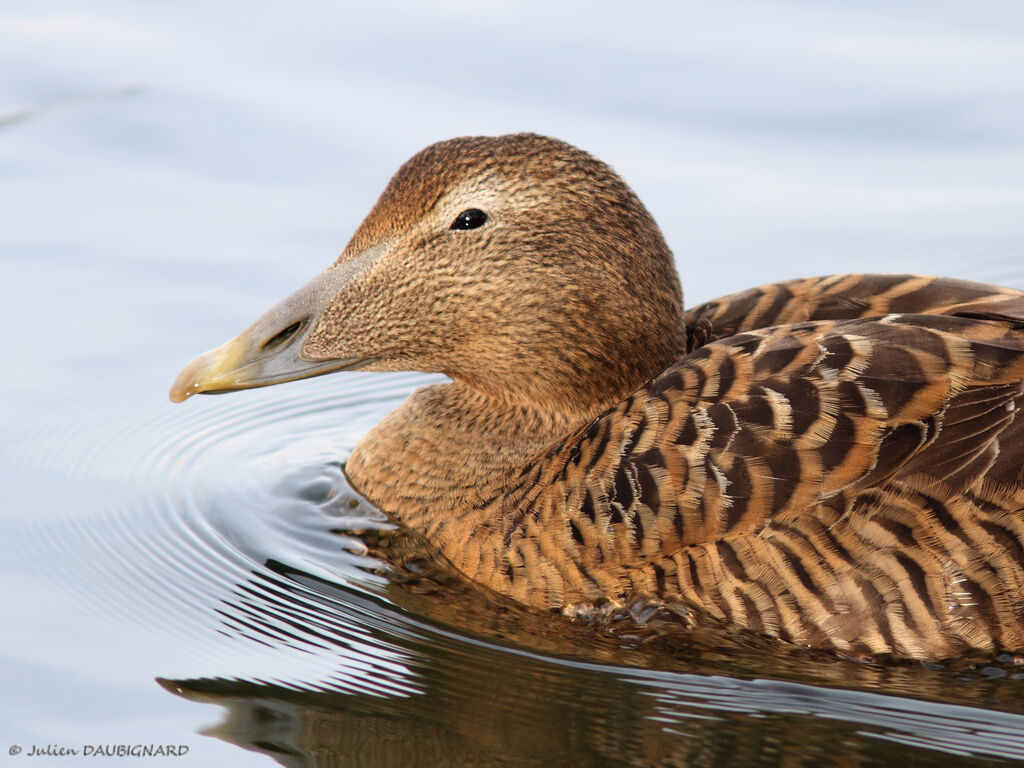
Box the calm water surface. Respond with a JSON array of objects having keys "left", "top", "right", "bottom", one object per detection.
[{"left": 3, "top": 3, "right": 1024, "bottom": 766}]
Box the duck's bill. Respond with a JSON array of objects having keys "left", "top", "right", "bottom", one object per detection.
[
  {"left": 168, "top": 336, "right": 373, "bottom": 402},
  {"left": 169, "top": 254, "right": 380, "bottom": 403}
]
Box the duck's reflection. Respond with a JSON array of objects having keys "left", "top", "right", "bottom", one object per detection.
[{"left": 159, "top": 549, "right": 1024, "bottom": 768}]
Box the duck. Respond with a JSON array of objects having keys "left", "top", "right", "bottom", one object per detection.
[{"left": 171, "top": 133, "right": 1024, "bottom": 660}]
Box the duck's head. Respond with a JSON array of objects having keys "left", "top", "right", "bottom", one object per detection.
[{"left": 170, "top": 133, "right": 684, "bottom": 417}]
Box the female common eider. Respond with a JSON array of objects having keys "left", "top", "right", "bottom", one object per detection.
[{"left": 171, "top": 133, "right": 1024, "bottom": 660}]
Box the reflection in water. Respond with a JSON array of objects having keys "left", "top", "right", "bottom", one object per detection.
[
  {"left": 164, "top": 678, "right": 1024, "bottom": 768},
  {"left": 160, "top": 549, "right": 1024, "bottom": 767},
  {"left": 159, "top": 445, "right": 1024, "bottom": 767}
]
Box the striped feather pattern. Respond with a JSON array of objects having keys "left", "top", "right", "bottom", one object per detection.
[{"left": 441, "top": 277, "right": 1024, "bottom": 658}]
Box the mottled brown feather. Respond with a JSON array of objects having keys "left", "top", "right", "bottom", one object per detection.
[{"left": 479, "top": 307, "right": 1024, "bottom": 658}]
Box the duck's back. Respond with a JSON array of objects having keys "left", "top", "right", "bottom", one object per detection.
[
  {"left": 685, "top": 273, "right": 1024, "bottom": 350},
  {"left": 491, "top": 275, "right": 1024, "bottom": 658}
]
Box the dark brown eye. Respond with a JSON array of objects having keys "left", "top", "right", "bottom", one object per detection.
[{"left": 450, "top": 209, "right": 488, "bottom": 230}]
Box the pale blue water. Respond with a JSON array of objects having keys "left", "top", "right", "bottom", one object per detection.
[{"left": 3, "top": 2, "right": 1024, "bottom": 766}]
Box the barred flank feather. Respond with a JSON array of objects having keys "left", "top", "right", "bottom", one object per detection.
[{"left": 484, "top": 278, "right": 1024, "bottom": 658}]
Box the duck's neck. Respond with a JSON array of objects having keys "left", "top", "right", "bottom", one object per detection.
[{"left": 345, "top": 381, "right": 588, "bottom": 530}]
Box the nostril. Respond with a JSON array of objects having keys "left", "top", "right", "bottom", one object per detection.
[{"left": 261, "top": 319, "right": 306, "bottom": 352}]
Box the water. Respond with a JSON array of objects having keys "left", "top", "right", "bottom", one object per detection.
[{"left": 3, "top": 2, "right": 1024, "bottom": 766}]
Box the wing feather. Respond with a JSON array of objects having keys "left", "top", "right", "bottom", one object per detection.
[{"left": 504, "top": 301, "right": 1024, "bottom": 655}]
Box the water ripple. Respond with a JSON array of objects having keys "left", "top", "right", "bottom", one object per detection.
[{"left": 2, "top": 369, "right": 441, "bottom": 692}]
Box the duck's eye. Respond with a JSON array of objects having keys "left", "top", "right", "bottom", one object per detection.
[{"left": 450, "top": 209, "right": 488, "bottom": 231}]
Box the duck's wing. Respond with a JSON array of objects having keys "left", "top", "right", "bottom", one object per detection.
[
  {"left": 501, "top": 308, "right": 1024, "bottom": 655},
  {"left": 684, "top": 274, "right": 1024, "bottom": 351}
]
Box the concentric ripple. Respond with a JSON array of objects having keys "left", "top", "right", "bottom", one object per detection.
[{"left": 2, "top": 368, "right": 443, "bottom": 692}]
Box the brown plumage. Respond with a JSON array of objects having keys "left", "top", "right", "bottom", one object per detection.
[{"left": 171, "top": 134, "right": 1024, "bottom": 659}]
